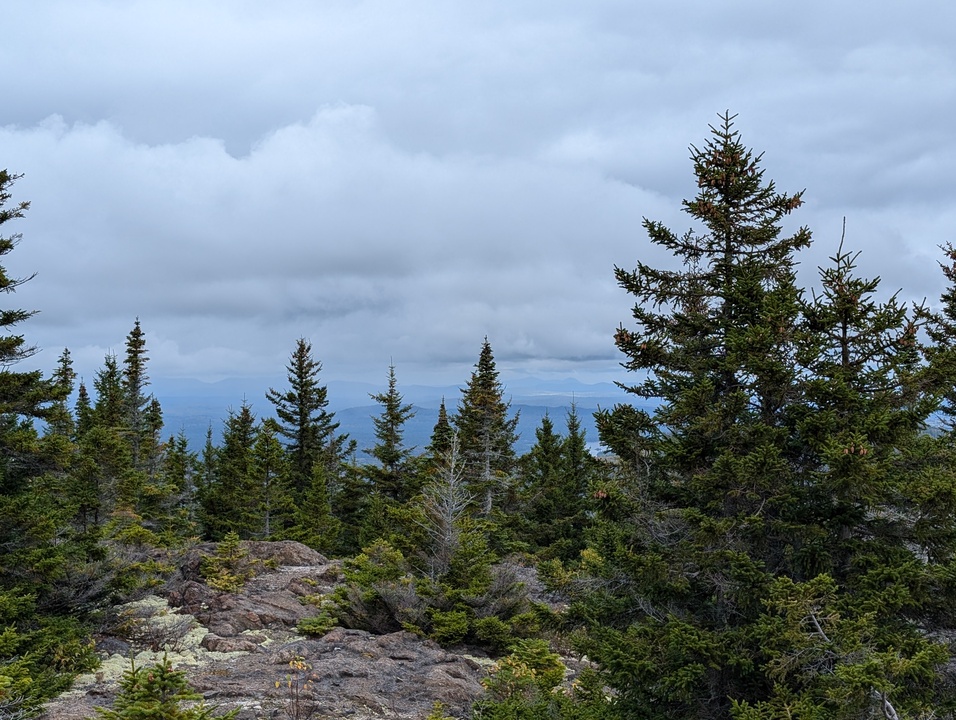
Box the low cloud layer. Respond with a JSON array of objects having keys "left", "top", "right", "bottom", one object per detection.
[{"left": 1, "top": 1, "right": 953, "bottom": 388}]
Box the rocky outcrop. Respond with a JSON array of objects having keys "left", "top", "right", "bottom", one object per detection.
[
  {"left": 191, "top": 628, "right": 487, "bottom": 719},
  {"left": 41, "top": 541, "right": 491, "bottom": 720}
]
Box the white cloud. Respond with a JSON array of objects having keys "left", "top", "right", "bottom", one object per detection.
[{"left": 0, "top": 1, "right": 952, "bottom": 390}]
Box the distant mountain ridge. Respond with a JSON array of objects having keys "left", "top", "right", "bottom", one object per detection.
[{"left": 150, "top": 376, "right": 638, "bottom": 456}]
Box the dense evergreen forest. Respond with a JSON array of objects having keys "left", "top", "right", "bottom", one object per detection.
[{"left": 4, "top": 113, "right": 956, "bottom": 718}]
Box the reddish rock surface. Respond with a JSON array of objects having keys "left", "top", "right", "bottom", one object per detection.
[{"left": 41, "top": 541, "right": 489, "bottom": 720}]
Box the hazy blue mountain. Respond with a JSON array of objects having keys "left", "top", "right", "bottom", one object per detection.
[{"left": 151, "top": 376, "right": 642, "bottom": 456}]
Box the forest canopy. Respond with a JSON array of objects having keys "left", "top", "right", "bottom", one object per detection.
[{"left": 3, "top": 113, "right": 956, "bottom": 718}]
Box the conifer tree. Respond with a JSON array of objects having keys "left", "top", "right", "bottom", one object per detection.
[
  {"left": 141, "top": 396, "right": 165, "bottom": 475},
  {"left": 589, "top": 113, "right": 813, "bottom": 718},
  {"left": 113, "top": 319, "right": 166, "bottom": 479},
  {"left": 513, "top": 408, "right": 595, "bottom": 560},
  {"left": 727, "top": 235, "right": 956, "bottom": 718},
  {"left": 95, "top": 654, "right": 236, "bottom": 720},
  {"left": 148, "top": 429, "right": 199, "bottom": 541},
  {"left": 554, "top": 404, "right": 596, "bottom": 559},
  {"left": 926, "top": 241, "right": 956, "bottom": 426},
  {"left": 585, "top": 114, "right": 956, "bottom": 718},
  {"left": 75, "top": 380, "right": 94, "bottom": 438},
  {"left": 161, "top": 430, "right": 196, "bottom": 498},
  {"left": 428, "top": 398, "right": 453, "bottom": 461},
  {"left": 77, "top": 350, "right": 148, "bottom": 526},
  {"left": 792, "top": 237, "right": 933, "bottom": 576},
  {"left": 329, "top": 457, "right": 366, "bottom": 555},
  {"left": 510, "top": 413, "right": 563, "bottom": 551},
  {"left": 47, "top": 348, "right": 76, "bottom": 439},
  {"left": 0, "top": 170, "right": 97, "bottom": 708},
  {"left": 39, "top": 349, "right": 78, "bottom": 480},
  {"left": 121, "top": 319, "right": 149, "bottom": 463},
  {"left": 291, "top": 460, "right": 341, "bottom": 553},
  {"left": 193, "top": 426, "right": 218, "bottom": 530},
  {"left": 93, "top": 352, "right": 126, "bottom": 430},
  {"left": 267, "top": 338, "right": 342, "bottom": 496},
  {"left": 561, "top": 403, "right": 592, "bottom": 490},
  {"left": 524, "top": 413, "right": 562, "bottom": 484},
  {"left": 366, "top": 363, "right": 416, "bottom": 502},
  {"left": 0, "top": 172, "right": 46, "bottom": 442},
  {"left": 453, "top": 339, "right": 518, "bottom": 514},
  {"left": 72, "top": 424, "right": 136, "bottom": 528},
  {"left": 251, "top": 419, "right": 294, "bottom": 538},
  {"left": 200, "top": 402, "right": 259, "bottom": 539},
  {"left": 266, "top": 340, "right": 356, "bottom": 545}
]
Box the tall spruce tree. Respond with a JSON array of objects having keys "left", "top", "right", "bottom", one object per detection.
[
  {"left": 266, "top": 338, "right": 341, "bottom": 496},
  {"left": 0, "top": 170, "right": 97, "bottom": 710},
  {"left": 82, "top": 345, "right": 157, "bottom": 522},
  {"left": 366, "top": 363, "right": 416, "bottom": 503},
  {"left": 729, "top": 234, "right": 956, "bottom": 718},
  {"left": 200, "top": 401, "right": 259, "bottom": 539},
  {"left": 75, "top": 380, "right": 94, "bottom": 438},
  {"left": 429, "top": 399, "right": 452, "bottom": 453},
  {"left": 251, "top": 419, "right": 294, "bottom": 539},
  {"left": 39, "top": 349, "right": 78, "bottom": 482},
  {"left": 195, "top": 425, "right": 217, "bottom": 517},
  {"left": 514, "top": 407, "right": 595, "bottom": 560},
  {"left": 555, "top": 404, "right": 595, "bottom": 560},
  {"left": 792, "top": 237, "right": 932, "bottom": 576},
  {"left": 72, "top": 423, "right": 136, "bottom": 528},
  {"left": 47, "top": 348, "right": 76, "bottom": 439},
  {"left": 511, "top": 413, "right": 563, "bottom": 552},
  {"left": 585, "top": 113, "right": 956, "bottom": 718},
  {"left": 0, "top": 171, "right": 45, "bottom": 448},
  {"left": 453, "top": 339, "right": 518, "bottom": 514},
  {"left": 121, "top": 319, "right": 149, "bottom": 464},
  {"left": 291, "top": 458, "right": 340, "bottom": 553},
  {"left": 425, "top": 398, "right": 453, "bottom": 474},
  {"left": 150, "top": 429, "right": 200, "bottom": 541},
  {"left": 927, "top": 241, "right": 956, "bottom": 426},
  {"left": 589, "top": 113, "right": 812, "bottom": 718},
  {"left": 93, "top": 352, "right": 126, "bottom": 431}
]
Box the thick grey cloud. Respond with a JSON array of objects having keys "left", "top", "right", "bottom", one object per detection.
[{"left": 0, "top": 1, "right": 953, "bottom": 389}]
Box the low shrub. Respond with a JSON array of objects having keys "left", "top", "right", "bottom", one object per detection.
[
  {"left": 200, "top": 532, "right": 260, "bottom": 593},
  {"left": 324, "top": 540, "right": 533, "bottom": 649},
  {"left": 93, "top": 655, "right": 237, "bottom": 720},
  {"left": 473, "top": 644, "right": 614, "bottom": 720}
]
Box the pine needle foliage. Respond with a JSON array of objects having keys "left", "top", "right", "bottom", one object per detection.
[
  {"left": 93, "top": 655, "right": 237, "bottom": 720},
  {"left": 585, "top": 113, "right": 956, "bottom": 719},
  {"left": 453, "top": 339, "right": 518, "bottom": 515}
]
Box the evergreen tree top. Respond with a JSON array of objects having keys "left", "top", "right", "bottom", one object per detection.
[
  {"left": 427, "top": 397, "right": 453, "bottom": 460},
  {"left": 0, "top": 170, "right": 39, "bottom": 368},
  {"left": 612, "top": 112, "right": 811, "bottom": 416},
  {"left": 456, "top": 338, "right": 512, "bottom": 416},
  {"left": 368, "top": 363, "right": 415, "bottom": 465}
]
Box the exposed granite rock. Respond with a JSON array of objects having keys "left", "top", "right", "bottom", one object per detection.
[
  {"left": 41, "top": 541, "right": 488, "bottom": 720},
  {"left": 188, "top": 628, "right": 486, "bottom": 719}
]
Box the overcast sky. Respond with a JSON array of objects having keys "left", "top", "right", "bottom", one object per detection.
[{"left": 1, "top": 1, "right": 954, "bottom": 391}]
